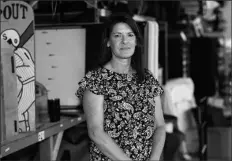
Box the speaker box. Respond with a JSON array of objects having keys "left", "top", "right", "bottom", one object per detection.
[
  {"left": 167, "top": 36, "right": 183, "bottom": 79},
  {"left": 189, "top": 37, "right": 218, "bottom": 102}
]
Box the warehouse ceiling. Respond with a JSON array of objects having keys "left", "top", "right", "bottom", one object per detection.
[
  {"left": 26, "top": 1, "right": 95, "bottom": 24},
  {"left": 23, "top": 0, "right": 195, "bottom": 25},
  {"left": 8, "top": 0, "right": 224, "bottom": 26}
]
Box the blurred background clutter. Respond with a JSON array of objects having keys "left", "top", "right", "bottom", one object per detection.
[{"left": 1, "top": 0, "right": 231, "bottom": 161}]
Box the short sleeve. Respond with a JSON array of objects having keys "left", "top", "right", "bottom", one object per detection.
[
  {"left": 145, "top": 69, "right": 164, "bottom": 98},
  {"left": 75, "top": 69, "right": 105, "bottom": 100}
]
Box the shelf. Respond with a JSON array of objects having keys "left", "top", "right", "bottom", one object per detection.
[{"left": 0, "top": 114, "right": 85, "bottom": 158}]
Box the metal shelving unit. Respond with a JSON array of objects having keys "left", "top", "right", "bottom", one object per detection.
[{"left": 0, "top": 114, "right": 85, "bottom": 160}]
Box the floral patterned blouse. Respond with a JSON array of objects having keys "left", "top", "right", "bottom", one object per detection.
[{"left": 76, "top": 67, "right": 164, "bottom": 161}]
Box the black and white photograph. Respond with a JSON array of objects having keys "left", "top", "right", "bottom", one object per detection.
[{"left": 0, "top": 0, "right": 231, "bottom": 161}]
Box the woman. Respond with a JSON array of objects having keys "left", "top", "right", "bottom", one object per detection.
[{"left": 76, "top": 13, "right": 166, "bottom": 161}]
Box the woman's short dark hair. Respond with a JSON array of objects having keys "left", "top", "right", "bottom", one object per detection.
[{"left": 98, "top": 12, "right": 145, "bottom": 82}]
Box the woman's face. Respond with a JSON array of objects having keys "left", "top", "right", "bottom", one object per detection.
[{"left": 107, "top": 22, "right": 137, "bottom": 60}]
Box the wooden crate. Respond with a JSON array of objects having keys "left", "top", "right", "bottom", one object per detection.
[{"left": 1, "top": 0, "right": 36, "bottom": 142}]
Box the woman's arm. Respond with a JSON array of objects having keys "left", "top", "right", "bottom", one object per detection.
[
  {"left": 149, "top": 96, "right": 166, "bottom": 161},
  {"left": 83, "top": 90, "right": 132, "bottom": 161}
]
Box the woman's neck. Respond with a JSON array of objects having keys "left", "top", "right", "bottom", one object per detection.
[{"left": 108, "top": 58, "right": 132, "bottom": 74}]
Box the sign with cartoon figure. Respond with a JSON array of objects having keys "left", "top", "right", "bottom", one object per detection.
[{"left": 1, "top": 1, "right": 35, "bottom": 132}]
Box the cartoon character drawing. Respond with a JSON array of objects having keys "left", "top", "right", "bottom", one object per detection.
[{"left": 1, "top": 29, "right": 35, "bottom": 132}]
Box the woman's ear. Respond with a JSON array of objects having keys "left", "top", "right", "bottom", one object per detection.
[{"left": 107, "top": 41, "right": 110, "bottom": 47}]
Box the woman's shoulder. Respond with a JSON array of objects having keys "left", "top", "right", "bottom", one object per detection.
[
  {"left": 76, "top": 67, "right": 106, "bottom": 98},
  {"left": 84, "top": 66, "right": 107, "bottom": 79},
  {"left": 143, "top": 68, "right": 164, "bottom": 97},
  {"left": 144, "top": 68, "right": 155, "bottom": 78},
  {"left": 143, "top": 68, "right": 161, "bottom": 84}
]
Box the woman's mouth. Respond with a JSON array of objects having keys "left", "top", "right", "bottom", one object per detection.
[{"left": 120, "top": 47, "right": 130, "bottom": 50}]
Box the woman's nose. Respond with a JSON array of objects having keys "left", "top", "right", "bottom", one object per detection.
[{"left": 122, "top": 35, "right": 129, "bottom": 44}]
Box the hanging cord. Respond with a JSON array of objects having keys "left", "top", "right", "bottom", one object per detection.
[
  {"left": 51, "top": 0, "right": 58, "bottom": 18},
  {"left": 84, "top": 0, "right": 98, "bottom": 9},
  {"left": 137, "top": 0, "right": 144, "bottom": 15}
]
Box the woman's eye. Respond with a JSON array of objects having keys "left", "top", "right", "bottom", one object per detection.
[
  {"left": 114, "top": 34, "right": 121, "bottom": 38},
  {"left": 128, "top": 33, "right": 135, "bottom": 37}
]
